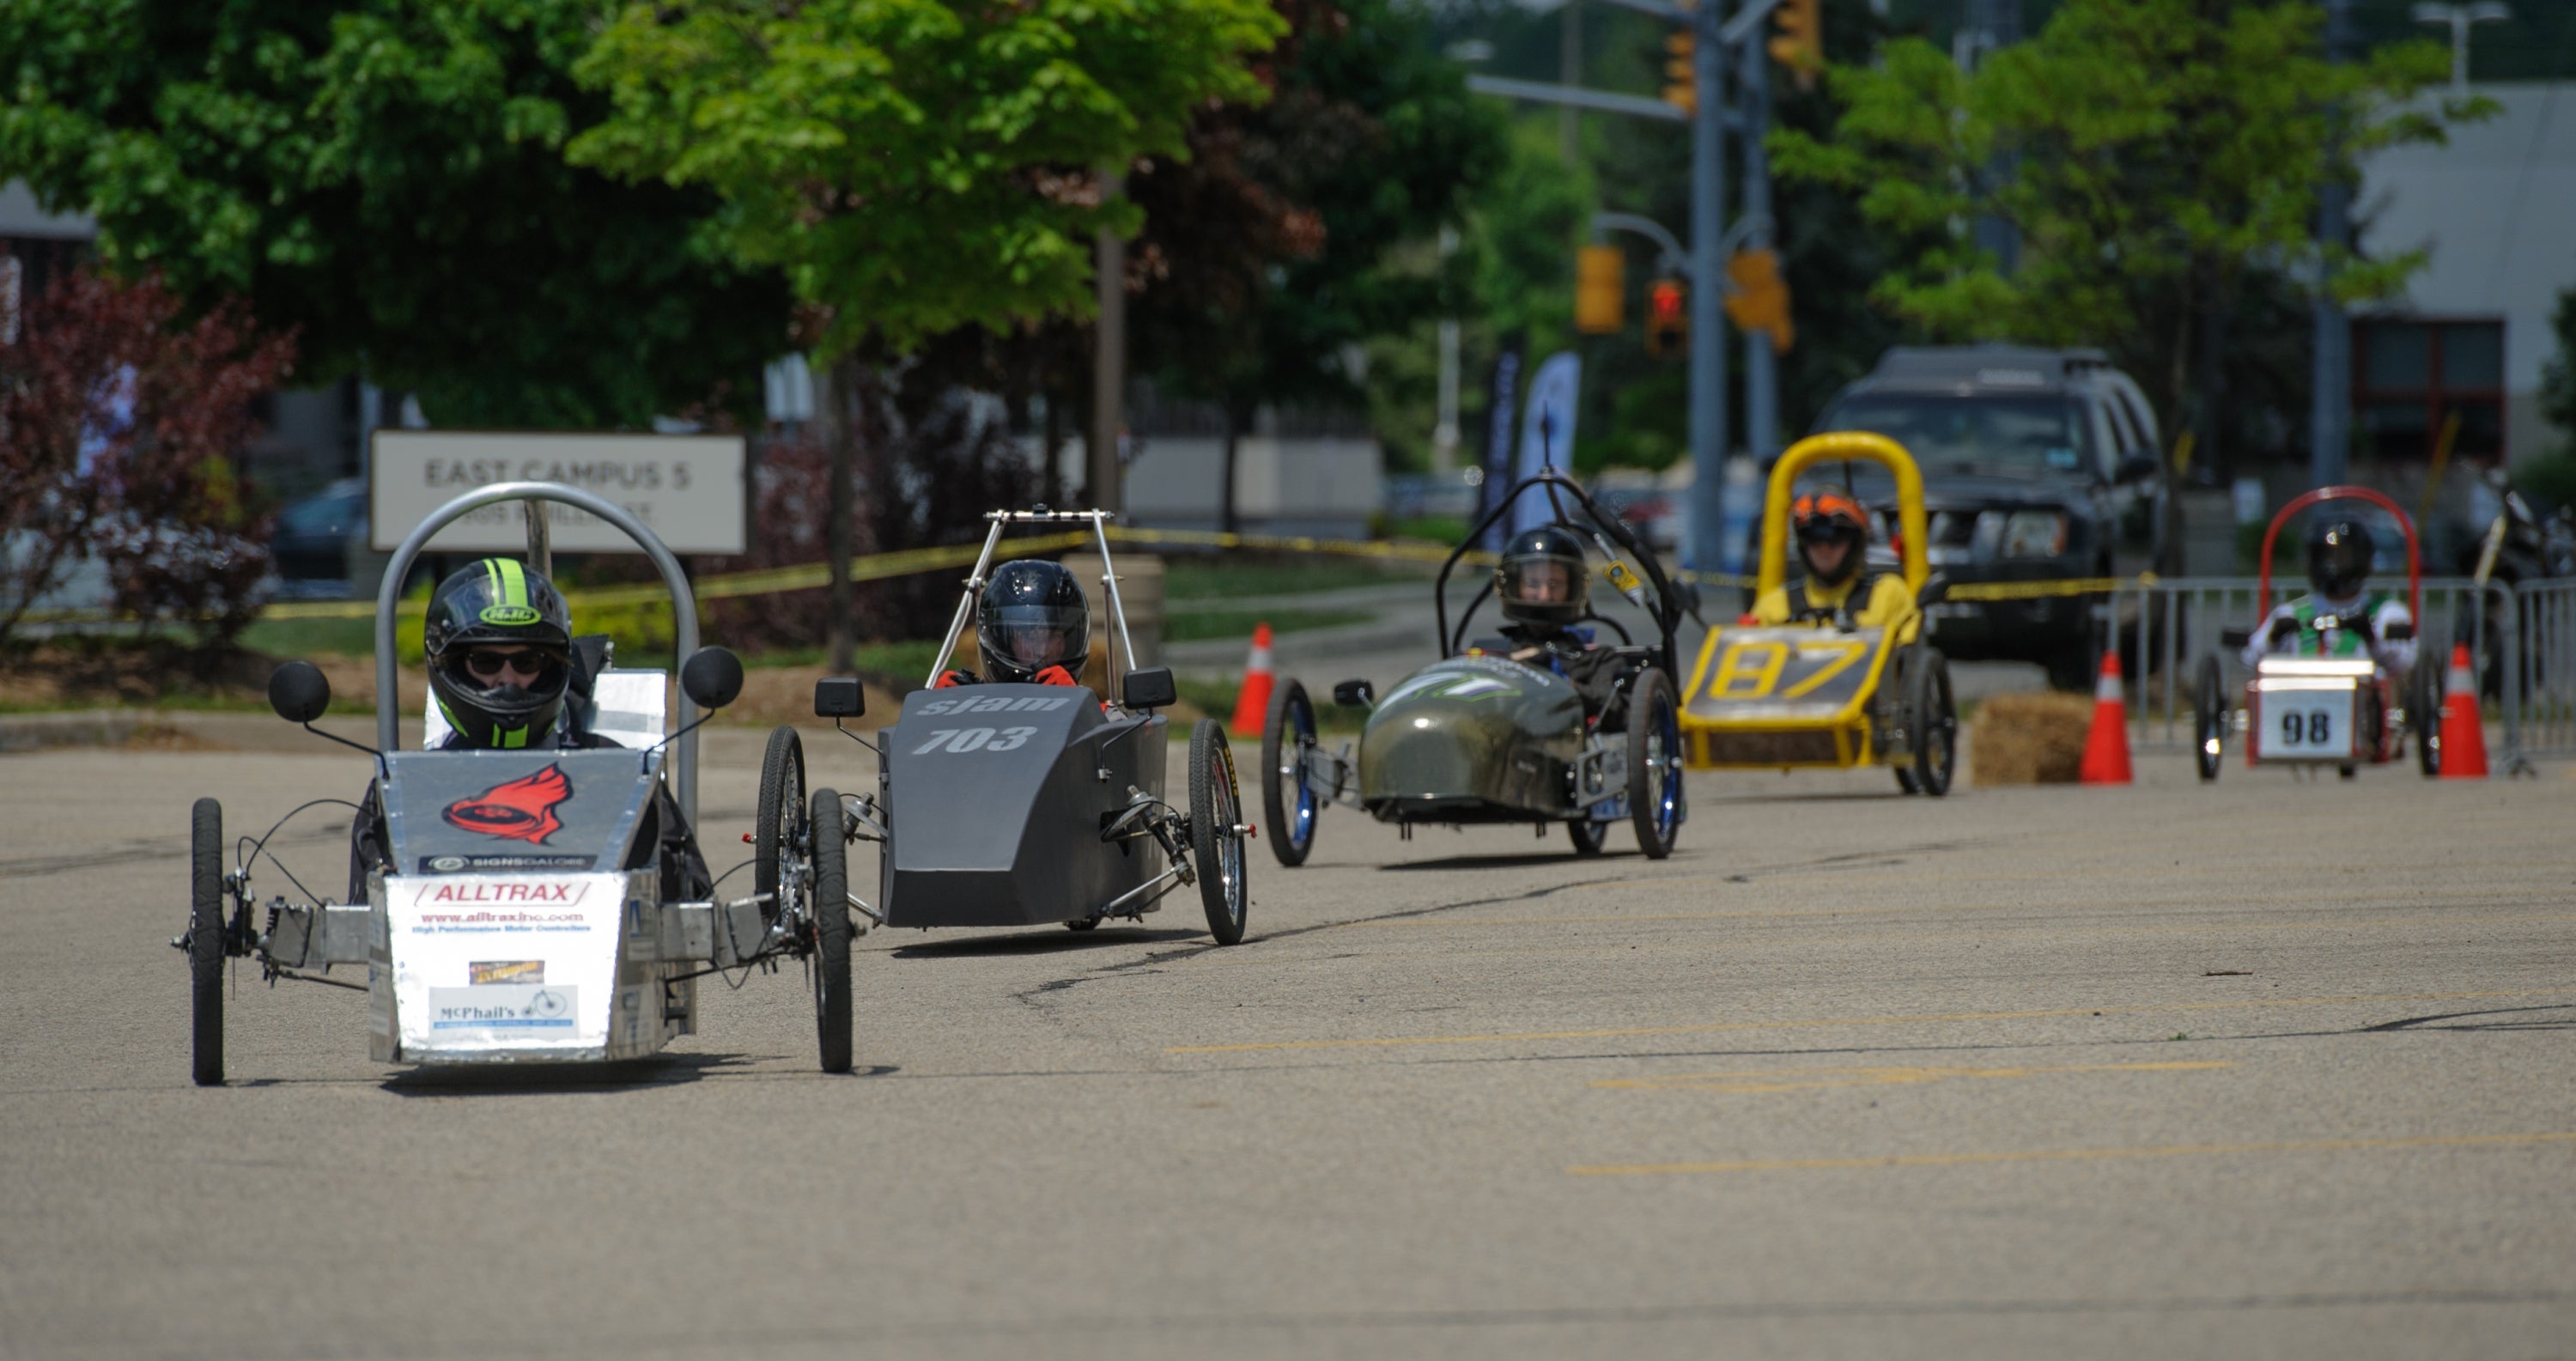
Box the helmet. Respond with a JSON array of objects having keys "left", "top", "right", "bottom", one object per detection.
[
  {"left": 1496, "top": 526, "right": 1590, "bottom": 627},
  {"left": 977, "top": 560, "right": 1089, "bottom": 683},
  {"left": 2307, "top": 518, "right": 2374, "bottom": 600},
  {"left": 1792, "top": 491, "right": 1869, "bottom": 586},
  {"left": 424, "top": 558, "right": 574, "bottom": 749}
]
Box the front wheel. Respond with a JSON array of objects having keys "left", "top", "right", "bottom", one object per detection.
[
  {"left": 755, "top": 726, "right": 806, "bottom": 922},
  {"left": 2410, "top": 650, "right": 2442, "bottom": 778},
  {"left": 1625, "top": 668, "right": 1684, "bottom": 858},
  {"left": 806, "top": 788, "right": 852, "bottom": 1074},
  {"left": 1566, "top": 819, "right": 1607, "bottom": 856},
  {"left": 1188, "top": 720, "right": 1249, "bottom": 945},
  {"left": 2193, "top": 655, "right": 2226, "bottom": 783},
  {"left": 190, "top": 798, "right": 225, "bottom": 1087},
  {"left": 1905, "top": 647, "right": 1957, "bottom": 798},
  {"left": 1259, "top": 679, "right": 1319, "bottom": 867}
]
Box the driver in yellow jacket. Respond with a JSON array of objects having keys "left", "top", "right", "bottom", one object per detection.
[{"left": 1747, "top": 491, "right": 1916, "bottom": 637}]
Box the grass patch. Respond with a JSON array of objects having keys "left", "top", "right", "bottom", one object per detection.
[
  {"left": 1163, "top": 607, "right": 1372, "bottom": 643},
  {"left": 240, "top": 616, "right": 378, "bottom": 658},
  {"left": 1163, "top": 555, "right": 1430, "bottom": 601},
  {"left": 1377, "top": 515, "right": 1470, "bottom": 546}
]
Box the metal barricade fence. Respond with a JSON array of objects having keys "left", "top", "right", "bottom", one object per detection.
[
  {"left": 2511, "top": 578, "right": 2576, "bottom": 761},
  {"left": 2103, "top": 575, "right": 2506, "bottom": 754}
]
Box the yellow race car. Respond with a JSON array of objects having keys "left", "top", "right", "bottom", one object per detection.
[{"left": 1679, "top": 432, "right": 1959, "bottom": 794}]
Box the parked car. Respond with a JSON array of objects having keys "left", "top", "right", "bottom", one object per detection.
[
  {"left": 1805, "top": 345, "right": 2163, "bottom": 690},
  {"left": 268, "top": 477, "right": 367, "bottom": 598},
  {"left": 1585, "top": 469, "right": 1686, "bottom": 554}
]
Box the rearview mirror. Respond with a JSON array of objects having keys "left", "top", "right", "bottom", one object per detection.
[
  {"left": 1333, "top": 678, "right": 1376, "bottom": 709},
  {"left": 2113, "top": 453, "right": 2160, "bottom": 485},
  {"left": 1121, "top": 666, "right": 1177, "bottom": 711},
  {"left": 680, "top": 647, "right": 744, "bottom": 711},
  {"left": 2384, "top": 622, "right": 2415, "bottom": 641},
  {"left": 1916, "top": 573, "right": 1950, "bottom": 608},
  {"left": 813, "top": 677, "right": 866, "bottom": 719},
  {"left": 268, "top": 660, "right": 331, "bottom": 724},
  {"left": 2220, "top": 627, "right": 2252, "bottom": 649}
]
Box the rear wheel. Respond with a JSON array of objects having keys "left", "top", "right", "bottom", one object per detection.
[
  {"left": 1566, "top": 819, "right": 1607, "bottom": 855},
  {"left": 1626, "top": 669, "right": 1683, "bottom": 857},
  {"left": 755, "top": 726, "right": 805, "bottom": 922},
  {"left": 1189, "top": 720, "right": 1249, "bottom": 945},
  {"left": 806, "top": 788, "right": 852, "bottom": 1074},
  {"left": 190, "top": 798, "right": 225, "bottom": 1087},
  {"left": 1259, "top": 679, "right": 1319, "bottom": 867},
  {"left": 1905, "top": 647, "right": 1957, "bottom": 798},
  {"left": 2192, "top": 655, "right": 2226, "bottom": 783}
]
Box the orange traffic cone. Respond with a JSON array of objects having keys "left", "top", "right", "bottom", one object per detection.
[
  {"left": 2079, "top": 648, "right": 2134, "bottom": 785},
  {"left": 2437, "top": 643, "right": 2488, "bottom": 779},
  {"left": 1229, "top": 622, "right": 1275, "bottom": 738}
]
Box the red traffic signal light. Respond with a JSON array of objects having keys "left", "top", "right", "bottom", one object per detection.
[{"left": 1644, "top": 277, "right": 1687, "bottom": 356}]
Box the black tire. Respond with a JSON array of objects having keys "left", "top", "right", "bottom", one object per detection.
[
  {"left": 755, "top": 726, "right": 805, "bottom": 922},
  {"left": 2192, "top": 654, "right": 2226, "bottom": 783},
  {"left": 1188, "top": 720, "right": 1249, "bottom": 945},
  {"left": 1905, "top": 647, "right": 1957, "bottom": 799},
  {"left": 1064, "top": 917, "right": 1100, "bottom": 932},
  {"left": 190, "top": 798, "right": 225, "bottom": 1087},
  {"left": 1567, "top": 819, "right": 1607, "bottom": 855},
  {"left": 1259, "top": 679, "right": 1319, "bottom": 868},
  {"left": 1895, "top": 767, "right": 1922, "bottom": 795},
  {"left": 807, "top": 788, "right": 852, "bottom": 1074},
  {"left": 1625, "top": 668, "right": 1683, "bottom": 857}
]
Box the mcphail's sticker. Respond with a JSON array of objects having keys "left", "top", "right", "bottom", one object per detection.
[{"left": 427, "top": 984, "right": 578, "bottom": 1030}]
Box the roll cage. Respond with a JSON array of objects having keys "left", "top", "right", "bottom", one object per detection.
[{"left": 1434, "top": 469, "right": 1696, "bottom": 679}]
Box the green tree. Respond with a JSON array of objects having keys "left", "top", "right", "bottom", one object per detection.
[
  {"left": 0, "top": 0, "right": 791, "bottom": 428},
  {"left": 1772, "top": 0, "right": 2484, "bottom": 469},
  {"left": 567, "top": 0, "right": 1283, "bottom": 355},
  {"left": 1125, "top": 0, "right": 1505, "bottom": 526}
]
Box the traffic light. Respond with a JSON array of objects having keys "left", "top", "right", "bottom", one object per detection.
[
  {"left": 1576, "top": 246, "right": 1625, "bottom": 335},
  {"left": 1662, "top": 32, "right": 1695, "bottom": 113},
  {"left": 1723, "top": 248, "right": 1795, "bottom": 351},
  {"left": 1769, "top": 0, "right": 1823, "bottom": 91},
  {"left": 1644, "top": 277, "right": 1688, "bottom": 357}
]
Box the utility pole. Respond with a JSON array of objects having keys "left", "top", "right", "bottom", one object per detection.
[
  {"left": 1960, "top": 0, "right": 2021, "bottom": 274},
  {"left": 1560, "top": 0, "right": 1583, "bottom": 161},
  {"left": 1738, "top": 21, "right": 1778, "bottom": 466},
  {"left": 1686, "top": 0, "right": 1729, "bottom": 573},
  {"left": 1091, "top": 171, "right": 1127, "bottom": 514},
  {"left": 2311, "top": 0, "right": 2354, "bottom": 489}
]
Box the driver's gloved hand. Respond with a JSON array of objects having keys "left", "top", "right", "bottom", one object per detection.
[{"left": 2269, "top": 616, "right": 2301, "bottom": 645}]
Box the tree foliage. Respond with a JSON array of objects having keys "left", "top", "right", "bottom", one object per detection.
[
  {"left": 1772, "top": 0, "right": 2482, "bottom": 447},
  {"left": 0, "top": 0, "right": 791, "bottom": 428},
  {"left": 0, "top": 270, "right": 294, "bottom": 656},
  {"left": 568, "top": 0, "right": 1285, "bottom": 355}
]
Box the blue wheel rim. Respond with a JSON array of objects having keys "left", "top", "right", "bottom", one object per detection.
[
  {"left": 1652, "top": 697, "right": 1683, "bottom": 839},
  {"left": 1288, "top": 696, "right": 1317, "bottom": 851}
]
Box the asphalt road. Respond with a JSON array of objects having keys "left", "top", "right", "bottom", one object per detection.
[{"left": 3, "top": 731, "right": 2571, "bottom": 1359}]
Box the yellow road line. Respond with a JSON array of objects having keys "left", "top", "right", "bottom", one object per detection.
[
  {"left": 1567, "top": 1130, "right": 2576, "bottom": 1177},
  {"left": 1163, "top": 988, "right": 2567, "bottom": 1054},
  {"left": 1330, "top": 894, "right": 2568, "bottom": 930},
  {"left": 1589, "top": 1060, "right": 2232, "bottom": 1094}
]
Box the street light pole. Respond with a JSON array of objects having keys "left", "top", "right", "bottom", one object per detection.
[
  {"left": 2311, "top": 0, "right": 2354, "bottom": 490},
  {"left": 1739, "top": 21, "right": 1778, "bottom": 467},
  {"left": 1686, "top": 0, "right": 1729, "bottom": 573}
]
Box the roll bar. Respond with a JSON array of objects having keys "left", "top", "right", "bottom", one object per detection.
[
  {"left": 375, "top": 482, "right": 706, "bottom": 824},
  {"left": 927, "top": 509, "right": 1139, "bottom": 691},
  {"left": 1434, "top": 468, "right": 1689, "bottom": 679},
  {"left": 2257, "top": 485, "right": 2422, "bottom": 621},
  {"left": 1757, "top": 433, "right": 1930, "bottom": 598}
]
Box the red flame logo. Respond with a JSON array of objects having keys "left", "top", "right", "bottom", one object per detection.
[{"left": 440, "top": 763, "right": 573, "bottom": 844}]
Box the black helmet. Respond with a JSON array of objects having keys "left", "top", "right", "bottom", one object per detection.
[
  {"left": 424, "top": 558, "right": 574, "bottom": 749},
  {"left": 1496, "top": 526, "right": 1589, "bottom": 627},
  {"left": 977, "top": 559, "right": 1089, "bottom": 683},
  {"left": 2307, "top": 518, "right": 2374, "bottom": 599}
]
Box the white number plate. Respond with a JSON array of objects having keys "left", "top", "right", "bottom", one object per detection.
[{"left": 2256, "top": 696, "right": 2352, "bottom": 759}]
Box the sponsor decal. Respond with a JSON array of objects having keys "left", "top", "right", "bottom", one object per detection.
[
  {"left": 410, "top": 878, "right": 592, "bottom": 908},
  {"left": 416, "top": 853, "right": 595, "bottom": 872},
  {"left": 916, "top": 693, "right": 1072, "bottom": 716},
  {"left": 478, "top": 603, "right": 542, "bottom": 627},
  {"left": 428, "top": 983, "right": 576, "bottom": 1031},
  {"left": 440, "top": 763, "right": 573, "bottom": 844},
  {"left": 470, "top": 960, "right": 544, "bottom": 985}
]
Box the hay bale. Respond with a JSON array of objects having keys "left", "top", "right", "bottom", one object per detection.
[{"left": 1969, "top": 690, "right": 2095, "bottom": 786}]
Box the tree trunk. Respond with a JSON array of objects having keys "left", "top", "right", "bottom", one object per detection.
[
  {"left": 1219, "top": 406, "right": 1245, "bottom": 536},
  {"left": 827, "top": 355, "right": 860, "bottom": 674}
]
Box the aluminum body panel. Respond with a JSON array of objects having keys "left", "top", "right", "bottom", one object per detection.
[
  {"left": 1358, "top": 656, "right": 1583, "bottom": 821},
  {"left": 380, "top": 749, "right": 655, "bottom": 876},
  {"left": 878, "top": 685, "right": 1169, "bottom": 927}
]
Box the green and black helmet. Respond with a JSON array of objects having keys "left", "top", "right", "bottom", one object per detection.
[{"left": 424, "top": 558, "right": 574, "bottom": 749}]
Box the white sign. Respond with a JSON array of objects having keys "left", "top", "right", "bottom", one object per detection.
[
  {"left": 370, "top": 431, "right": 746, "bottom": 555},
  {"left": 2255, "top": 692, "right": 2354, "bottom": 760}
]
